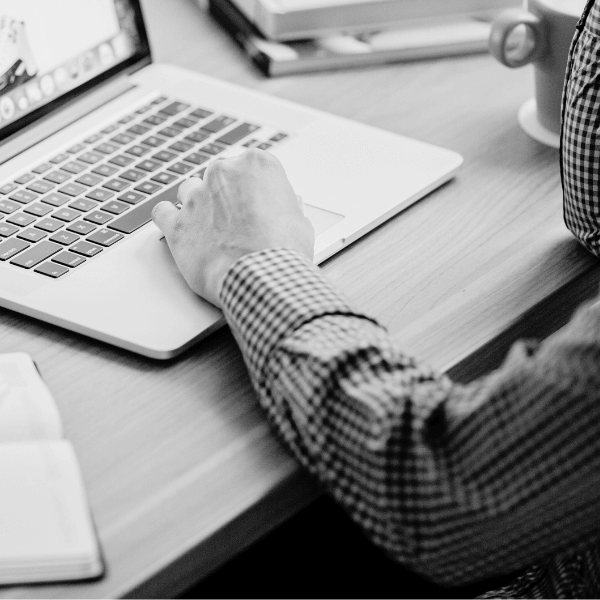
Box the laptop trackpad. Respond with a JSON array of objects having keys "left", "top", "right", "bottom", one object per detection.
[{"left": 304, "top": 204, "right": 344, "bottom": 236}]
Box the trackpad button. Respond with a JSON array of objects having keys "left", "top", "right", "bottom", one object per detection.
[{"left": 304, "top": 204, "right": 344, "bottom": 236}]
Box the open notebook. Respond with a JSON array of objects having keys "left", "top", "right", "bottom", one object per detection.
[{"left": 0, "top": 353, "right": 103, "bottom": 585}]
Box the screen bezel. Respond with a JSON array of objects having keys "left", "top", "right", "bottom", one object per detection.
[{"left": 0, "top": 0, "right": 152, "bottom": 145}]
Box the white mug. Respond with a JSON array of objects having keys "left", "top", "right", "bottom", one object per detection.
[{"left": 489, "top": 0, "right": 586, "bottom": 146}]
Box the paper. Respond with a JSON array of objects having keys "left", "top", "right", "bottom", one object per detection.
[{"left": 0, "top": 353, "right": 62, "bottom": 441}]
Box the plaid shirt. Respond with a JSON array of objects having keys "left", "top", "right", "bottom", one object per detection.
[{"left": 219, "top": 3, "right": 600, "bottom": 596}]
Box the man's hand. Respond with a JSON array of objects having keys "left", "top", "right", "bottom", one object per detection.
[{"left": 151, "top": 149, "right": 315, "bottom": 307}]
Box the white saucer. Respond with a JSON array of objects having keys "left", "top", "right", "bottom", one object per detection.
[{"left": 517, "top": 98, "right": 560, "bottom": 148}]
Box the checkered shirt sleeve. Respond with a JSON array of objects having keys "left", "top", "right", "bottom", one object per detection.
[
  {"left": 221, "top": 249, "right": 600, "bottom": 594},
  {"left": 562, "top": 0, "right": 600, "bottom": 256}
]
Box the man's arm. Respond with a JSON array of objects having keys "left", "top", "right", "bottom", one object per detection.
[
  {"left": 152, "top": 150, "right": 600, "bottom": 586},
  {"left": 220, "top": 247, "right": 600, "bottom": 586}
]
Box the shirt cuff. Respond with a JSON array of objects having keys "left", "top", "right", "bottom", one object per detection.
[{"left": 219, "top": 248, "right": 371, "bottom": 385}]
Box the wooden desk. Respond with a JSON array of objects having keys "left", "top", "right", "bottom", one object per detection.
[{"left": 2, "top": 0, "right": 600, "bottom": 597}]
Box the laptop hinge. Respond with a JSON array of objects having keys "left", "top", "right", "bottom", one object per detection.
[{"left": 0, "top": 76, "right": 136, "bottom": 163}]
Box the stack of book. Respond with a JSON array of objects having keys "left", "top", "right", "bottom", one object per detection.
[{"left": 206, "top": 0, "right": 520, "bottom": 76}]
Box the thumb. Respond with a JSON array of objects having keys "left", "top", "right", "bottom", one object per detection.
[{"left": 151, "top": 201, "right": 178, "bottom": 238}]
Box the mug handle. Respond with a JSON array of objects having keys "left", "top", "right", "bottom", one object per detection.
[{"left": 489, "top": 8, "right": 545, "bottom": 68}]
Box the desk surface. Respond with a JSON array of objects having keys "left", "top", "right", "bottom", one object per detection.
[{"left": 2, "top": 1, "right": 600, "bottom": 597}]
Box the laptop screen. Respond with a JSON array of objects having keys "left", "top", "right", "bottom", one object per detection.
[{"left": 0, "top": 0, "right": 149, "bottom": 141}]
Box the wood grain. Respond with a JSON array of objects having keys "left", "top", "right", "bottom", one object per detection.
[{"left": 1, "top": 0, "right": 597, "bottom": 597}]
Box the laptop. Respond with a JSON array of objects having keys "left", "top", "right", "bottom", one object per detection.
[{"left": 0, "top": 0, "right": 462, "bottom": 359}]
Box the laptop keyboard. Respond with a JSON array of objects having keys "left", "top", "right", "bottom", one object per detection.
[{"left": 0, "top": 95, "right": 288, "bottom": 278}]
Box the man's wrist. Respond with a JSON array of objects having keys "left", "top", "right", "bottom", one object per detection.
[{"left": 219, "top": 248, "right": 361, "bottom": 384}]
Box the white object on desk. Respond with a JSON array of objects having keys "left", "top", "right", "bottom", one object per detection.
[
  {"left": 0, "top": 353, "right": 103, "bottom": 585},
  {"left": 518, "top": 98, "right": 560, "bottom": 149}
]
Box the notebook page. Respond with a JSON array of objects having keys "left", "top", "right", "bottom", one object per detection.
[
  {"left": 0, "top": 441, "right": 101, "bottom": 577},
  {"left": 0, "top": 353, "right": 62, "bottom": 442}
]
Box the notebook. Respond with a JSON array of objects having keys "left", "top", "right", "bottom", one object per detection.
[
  {"left": 210, "top": 0, "right": 495, "bottom": 77},
  {"left": 224, "top": 0, "right": 519, "bottom": 41},
  {"left": 0, "top": 0, "right": 462, "bottom": 358},
  {"left": 0, "top": 353, "right": 103, "bottom": 585}
]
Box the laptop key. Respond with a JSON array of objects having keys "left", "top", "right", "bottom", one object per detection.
[
  {"left": 75, "top": 173, "right": 104, "bottom": 187},
  {"left": 169, "top": 141, "right": 192, "bottom": 153},
  {"left": 43, "top": 171, "right": 71, "bottom": 184},
  {"left": 108, "top": 184, "right": 178, "bottom": 234},
  {"left": 270, "top": 133, "right": 288, "bottom": 142},
  {"left": 111, "top": 133, "right": 135, "bottom": 145},
  {"left": 120, "top": 169, "right": 145, "bottom": 182},
  {"left": 49, "top": 231, "right": 80, "bottom": 245},
  {"left": 52, "top": 251, "right": 86, "bottom": 268},
  {"left": 124, "top": 146, "right": 150, "bottom": 158},
  {"left": 78, "top": 152, "right": 103, "bottom": 164},
  {"left": 151, "top": 172, "right": 178, "bottom": 185},
  {"left": 0, "top": 224, "right": 19, "bottom": 237},
  {"left": 70, "top": 241, "right": 103, "bottom": 257},
  {"left": 27, "top": 180, "right": 55, "bottom": 194},
  {"left": 0, "top": 238, "right": 30, "bottom": 260},
  {"left": 7, "top": 213, "right": 36, "bottom": 227},
  {"left": 184, "top": 131, "right": 209, "bottom": 144},
  {"left": 143, "top": 115, "right": 167, "bottom": 126},
  {"left": 167, "top": 162, "right": 194, "bottom": 175},
  {"left": 86, "top": 188, "right": 114, "bottom": 202},
  {"left": 198, "top": 143, "right": 225, "bottom": 155},
  {"left": 92, "top": 164, "right": 119, "bottom": 177},
  {"left": 14, "top": 173, "right": 35, "bottom": 184},
  {"left": 35, "top": 218, "right": 64, "bottom": 233},
  {"left": 58, "top": 183, "right": 87, "bottom": 197},
  {"left": 118, "top": 191, "right": 146, "bottom": 205},
  {"left": 24, "top": 203, "right": 54, "bottom": 217},
  {"left": 136, "top": 159, "right": 161, "bottom": 172},
  {"left": 67, "top": 221, "right": 97, "bottom": 235},
  {"left": 184, "top": 153, "right": 210, "bottom": 165},
  {"left": 0, "top": 183, "right": 18, "bottom": 195},
  {"left": 141, "top": 136, "right": 166, "bottom": 148},
  {"left": 9, "top": 190, "right": 38, "bottom": 204},
  {"left": 102, "top": 179, "right": 130, "bottom": 192},
  {"left": 0, "top": 200, "right": 21, "bottom": 214},
  {"left": 70, "top": 198, "right": 98, "bottom": 212},
  {"left": 50, "top": 153, "right": 70, "bottom": 164},
  {"left": 173, "top": 118, "right": 197, "bottom": 129},
  {"left": 152, "top": 150, "right": 177, "bottom": 162},
  {"left": 34, "top": 262, "right": 69, "bottom": 278},
  {"left": 200, "top": 116, "right": 235, "bottom": 133},
  {"left": 158, "top": 126, "right": 182, "bottom": 138},
  {"left": 42, "top": 192, "right": 70, "bottom": 207},
  {"left": 10, "top": 241, "right": 62, "bottom": 268},
  {"left": 189, "top": 108, "right": 213, "bottom": 120},
  {"left": 101, "top": 124, "right": 120, "bottom": 134},
  {"left": 216, "top": 123, "right": 259, "bottom": 145},
  {"left": 84, "top": 134, "right": 103, "bottom": 144},
  {"left": 17, "top": 229, "right": 47, "bottom": 243},
  {"left": 32, "top": 163, "right": 53, "bottom": 174},
  {"left": 159, "top": 101, "right": 190, "bottom": 116},
  {"left": 127, "top": 124, "right": 151, "bottom": 136},
  {"left": 67, "top": 143, "right": 86, "bottom": 154},
  {"left": 60, "top": 161, "right": 87, "bottom": 174},
  {"left": 102, "top": 200, "right": 130, "bottom": 215},
  {"left": 84, "top": 211, "right": 112, "bottom": 225},
  {"left": 52, "top": 208, "right": 80, "bottom": 223},
  {"left": 87, "top": 228, "right": 124, "bottom": 246},
  {"left": 95, "top": 143, "right": 119, "bottom": 155},
  {"left": 135, "top": 181, "right": 162, "bottom": 194}
]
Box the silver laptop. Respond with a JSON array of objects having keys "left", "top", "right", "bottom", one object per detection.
[{"left": 0, "top": 0, "right": 462, "bottom": 359}]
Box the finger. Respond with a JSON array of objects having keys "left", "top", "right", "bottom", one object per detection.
[
  {"left": 177, "top": 176, "right": 205, "bottom": 206},
  {"left": 296, "top": 194, "right": 305, "bottom": 212},
  {"left": 151, "top": 201, "right": 179, "bottom": 236}
]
